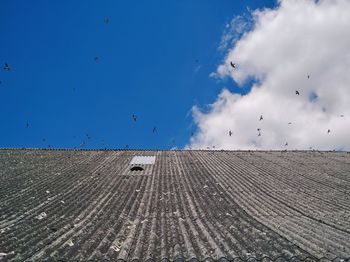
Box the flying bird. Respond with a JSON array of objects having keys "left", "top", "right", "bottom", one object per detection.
[
  {"left": 229, "top": 130, "right": 232, "bottom": 136},
  {"left": 258, "top": 132, "right": 261, "bottom": 137},
  {"left": 259, "top": 115, "right": 263, "bottom": 121},
  {"left": 307, "top": 75, "right": 310, "bottom": 79},
  {"left": 230, "top": 62, "right": 236, "bottom": 69},
  {"left": 288, "top": 122, "right": 292, "bottom": 125},
  {"left": 152, "top": 127, "right": 157, "bottom": 133},
  {"left": 132, "top": 114, "right": 137, "bottom": 122},
  {"left": 295, "top": 90, "right": 300, "bottom": 95},
  {"left": 327, "top": 129, "right": 331, "bottom": 134},
  {"left": 25, "top": 122, "right": 30, "bottom": 128},
  {"left": 257, "top": 128, "right": 261, "bottom": 131},
  {"left": 285, "top": 142, "right": 288, "bottom": 146},
  {"left": 3, "top": 63, "right": 10, "bottom": 71}
]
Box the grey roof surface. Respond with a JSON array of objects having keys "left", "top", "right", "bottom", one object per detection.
[{"left": 0, "top": 149, "right": 350, "bottom": 261}]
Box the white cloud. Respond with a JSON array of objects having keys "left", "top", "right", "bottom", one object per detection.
[{"left": 189, "top": 0, "right": 350, "bottom": 150}]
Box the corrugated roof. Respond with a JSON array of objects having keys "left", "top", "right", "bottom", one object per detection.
[{"left": 0, "top": 149, "right": 349, "bottom": 261}]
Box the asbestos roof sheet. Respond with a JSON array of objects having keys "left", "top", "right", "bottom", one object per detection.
[{"left": 0, "top": 149, "right": 350, "bottom": 261}]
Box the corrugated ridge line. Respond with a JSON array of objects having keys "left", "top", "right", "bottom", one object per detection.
[
  {"left": 218, "top": 152, "right": 350, "bottom": 257},
  {"left": 0, "top": 151, "right": 105, "bottom": 244},
  {"left": 177, "top": 151, "right": 246, "bottom": 259},
  {"left": 0, "top": 151, "right": 100, "bottom": 224},
  {"left": 80, "top": 150, "right": 149, "bottom": 259},
  {"left": 238, "top": 152, "right": 350, "bottom": 232},
  {"left": 174, "top": 151, "right": 230, "bottom": 260},
  {"left": 276, "top": 151, "right": 350, "bottom": 184},
  {"left": 242, "top": 152, "right": 350, "bottom": 225},
  {"left": 191, "top": 151, "right": 308, "bottom": 260},
  {"left": 193, "top": 151, "right": 315, "bottom": 258},
  {"left": 261, "top": 152, "right": 350, "bottom": 190},
  {"left": 88, "top": 151, "right": 156, "bottom": 261},
  {"left": 0, "top": 150, "right": 87, "bottom": 206},
  {"left": 215, "top": 152, "right": 350, "bottom": 258},
  {"left": 71, "top": 159, "right": 146, "bottom": 259},
  {"left": 55, "top": 151, "right": 138, "bottom": 260},
  {"left": 1, "top": 148, "right": 349, "bottom": 153},
  {"left": 260, "top": 152, "right": 350, "bottom": 208},
  {"left": 17, "top": 151, "right": 121, "bottom": 261}
]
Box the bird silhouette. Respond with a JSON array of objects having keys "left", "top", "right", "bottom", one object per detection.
[
  {"left": 25, "top": 122, "right": 30, "bottom": 128},
  {"left": 152, "top": 127, "right": 157, "bottom": 133},
  {"left": 229, "top": 130, "right": 232, "bottom": 136},
  {"left": 86, "top": 134, "right": 91, "bottom": 140},
  {"left": 3, "top": 63, "right": 10, "bottom": 71},
  {"left": 258, "top": 132, "right": 261, "bottom": 137},
  {"left": 259, "top": 115, "right": 263, "bottom": 121},
  {"left": 296, "top": 90, "right": 300, "bottom": 95},
  {"left": 132, "top": 114, "right": 137, "bottom": 122},
  {"left": 307, "top": 75, "right": 310, "bottom": 79},
  {"left": 288, "top": 122, "right": 292, "bottom": 125},
  {"left": 94, "top": 57, "right": 99, "bottom": 62},
  {"left": 285, "top": 142, "right": 288, "bottom": 146},
  {"left": 230, "top": 62, "right": 236, "bottom": 68},
  {"left": 340, "top": 115, "right": 344, "bottom": 117},
  {"left": 257, "top": 128, "right": 261, "bottom": 131},
  {"left": 327, "top": 129, "right": 331, "bottom": 134}
]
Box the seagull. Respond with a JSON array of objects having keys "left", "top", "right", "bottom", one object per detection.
[
  {"left": 257, "top": 128, "right": 261, "bottom": 131},
  {"left": 25, "top": 122, "right": 30, "bottom": 128},
  {"left": 258, "top": 132, "right": 261, "bottom": 137},
  {"left": 230, "top": 62, "right": 236, "bottom": 69},
  {"left": 285, "top": 142, "right": 288, "bottom": 146},
  {"left": 259, "top": 115, "right": 263, "bottom": 121},
  {"left": 307, "top": 75, "right": 310, "bottom": 79},
  {"left": 229, "top": 130, "right": 232, "bottom": 136},
  {"left": 3, "top": 63, "right": 10, "bottom": 71},
  {"left": 152, "top": 127, "right": 157, "bottom": 133},
  {"left": 327, "top": 129, "right": 331, "bottom": 134},
  {"left": 295, "top": 90, "right": 300, "bottom": 95},
  {"left": 132, "top": 114, "right": 137, "bottom": 122},
  {"left": 288, "top": 122, "right": 292, "bottom": 125}
]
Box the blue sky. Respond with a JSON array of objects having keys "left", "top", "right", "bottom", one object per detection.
[{"left": 0, "top": 0, "right": 276, "bottom": 149}]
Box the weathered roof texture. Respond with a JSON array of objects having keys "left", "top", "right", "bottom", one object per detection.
[{"left": 0, "top": 149, "right": 350, "bottom": 261}]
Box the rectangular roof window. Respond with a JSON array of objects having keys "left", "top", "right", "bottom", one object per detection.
[{"left": 130, "top": 156, "right": 156, "bottom": 165}]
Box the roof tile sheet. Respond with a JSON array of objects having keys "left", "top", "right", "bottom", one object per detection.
[{"left": 0, "top": 149, "right": 349, "bottom": 261}]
